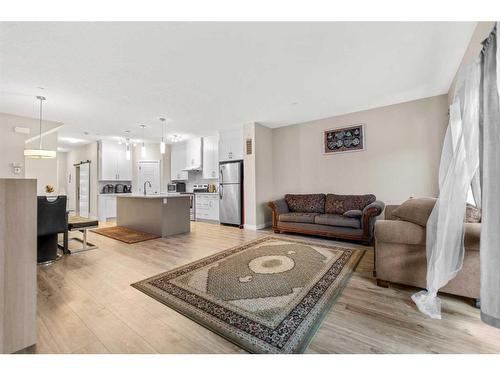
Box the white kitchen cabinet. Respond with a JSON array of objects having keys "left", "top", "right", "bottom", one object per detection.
[
  {"left": 170, "top": 142, "right": 188, "bottom": 181},
  {"left": 219, "top": 128, "right": 243, "bottom": 162},
  {"left": 202, "top": 135, "right": 219, "bottom": 179},
  {"left": 98, "top": 194, "right": 117, "bottom": 221},
  {"left": 98, "top": 140, "right": 132, "bottom": 181},
  {"left": 185, "top": 137, "right": 202, "bottom": 169},
  {"left": 195, "top": 193, "right": 219, "bottom": 221}
]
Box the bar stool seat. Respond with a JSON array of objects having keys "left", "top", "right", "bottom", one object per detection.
[{"left": 60, "top": 216, "right": 99, "bottom": 254}]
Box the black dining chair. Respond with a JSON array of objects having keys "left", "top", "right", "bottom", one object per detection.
[{"left": 37, "top": 195, "right": 67, "bottom": 265}]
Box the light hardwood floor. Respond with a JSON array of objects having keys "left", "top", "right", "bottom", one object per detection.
[{"left": 32, "top": 221, "right": 500, "bottom": 354}]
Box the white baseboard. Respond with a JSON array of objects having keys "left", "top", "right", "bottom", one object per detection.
[{"left": 244, "top": 222, "right": 272, "bottom": 231}]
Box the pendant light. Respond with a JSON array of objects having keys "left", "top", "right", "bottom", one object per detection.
[
  {"left": 159, "top": 117, "right": 166, "bottom": 154},
  {"left": 125, "top": 138, "right": 131, "bottom": 160},
  {"left": 140, "top": 125, "right": 146, "bottom": 157},
  {"left": 24, "top": 96, "right": 57, "bottom": 159}
]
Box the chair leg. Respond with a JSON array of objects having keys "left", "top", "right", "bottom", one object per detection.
[
  {"left": 376, "top": 279, "right": 390, "bottom": 288},
  {"left": 473, "top": 298, "right": 481, "bottom": 309}
]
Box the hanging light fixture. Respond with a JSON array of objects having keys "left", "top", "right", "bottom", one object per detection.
[
  {"left": 125, "top": 138, "right": 131, "bottom": 160},
  {"left": 159, "top": 117, "right": 166, "bottom": 154},
  {"left": 140, "top": 125, "right": 146, "bottom": 157},
  {"left": 24, "top": 96, "right": 57, "bottom": 159}
]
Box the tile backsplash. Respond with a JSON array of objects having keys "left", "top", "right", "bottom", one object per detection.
[{"left": 185, "top": 170, "right": 218, "bottom": 192}]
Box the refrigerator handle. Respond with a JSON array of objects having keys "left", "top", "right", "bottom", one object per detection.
[
  {"left": 219, "top": 184, "right": 223, "bottom": 199},
  {"left": 220, "top": 166, "right": 223, "bottom": 184}
]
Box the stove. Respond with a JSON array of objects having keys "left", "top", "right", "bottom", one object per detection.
[{"left": 192, "top": 184, "right": 209, "bottom": 193}]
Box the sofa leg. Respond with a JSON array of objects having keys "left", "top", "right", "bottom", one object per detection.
[
  {"left": 376, "top": 279, "right": 389, "bottom": 288},
  {"left": 273, "top": 229, "right": 281, "bottom": 234},
  {"left": 473, "top": 298, "right": 481, "bottom": 309}
]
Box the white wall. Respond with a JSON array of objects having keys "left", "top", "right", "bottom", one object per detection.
[
  {"left": 131, "top": 143, "right": 171, "bottom": 194},
  {"left": 244, "top": 122, "right": 274, "bottom": 229},
  {"left": 0, "top": 112, "right": 62, "bottom": 195},
  {"left": 57, "top": 151, "right": 68, "bottom": 194},
  {"left": 243, "top": 123, "right": 257, "bottom": 228},
  {"left": 271, "top": 95, "right": 449, "bottom": 205}
]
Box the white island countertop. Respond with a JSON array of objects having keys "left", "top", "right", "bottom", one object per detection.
[{"left": 116, "top": 193, "right": 189, "bottom": 199}]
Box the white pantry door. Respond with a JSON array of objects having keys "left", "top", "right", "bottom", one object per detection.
[{"left": 137, "top": 160, "right": 161, "bottom": 195}]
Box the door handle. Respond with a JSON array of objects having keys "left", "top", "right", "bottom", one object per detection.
[{"left": 219, "top": 185, "right": 223, "bottom": 199}]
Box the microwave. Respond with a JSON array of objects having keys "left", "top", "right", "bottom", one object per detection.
[{"left": 167, "top": 182, "right": 186, "bottom": 193}]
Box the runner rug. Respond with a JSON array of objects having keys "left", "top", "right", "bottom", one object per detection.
[{"left": 91, "top": 226, "right": 160, "bottom": 244}]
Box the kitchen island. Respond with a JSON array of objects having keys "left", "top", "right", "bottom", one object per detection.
[{"left": 116, "top": 194, "right": 191, "bottom": 237}]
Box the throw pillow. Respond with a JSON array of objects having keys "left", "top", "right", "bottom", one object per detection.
[
  {"left": 325, "top": 194, "right": 376, "bottom": 214},
  {"left": 284, "top": 194, "right": 326, "bottom": 213},
  {"left": 392, "top": 197, "right": 437, "bottom": 227},
  {"left": 465, "top": 203, "right": 481, "bottom": 223},
  {"left": 343, "top": 209, "right": 363, "bottom": 218}
]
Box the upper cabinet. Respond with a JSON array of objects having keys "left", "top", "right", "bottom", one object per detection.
[
  {"left": 185, "top": 137, "right": 202, "bottom": 170},
  {"left": 219, "top": 128, "right": 244, "bottom": 162},
  {"left": 170, "top": 142, "right": 188, "bottom": 181},
  {"left": 202, "top": 136, "right": 219, "bottom": 179},
  {"left": 98, "top": 141, "right": 132, "bottom": 181}
]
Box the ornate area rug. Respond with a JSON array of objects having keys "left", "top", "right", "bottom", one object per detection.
[
  {"left": 132, "top": 236, "right": 363, "bottom": 353},
  {"left": 91, "top": 226, "right": 160, "bottom": 244}
]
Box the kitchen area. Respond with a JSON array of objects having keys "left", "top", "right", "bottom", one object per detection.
[{"left": 92, "top": 127, "right": 245, "bottom": 230}]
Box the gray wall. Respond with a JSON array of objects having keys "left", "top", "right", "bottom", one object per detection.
[{"left": 271, "top": 95, "right": 449, "bottom": 206}]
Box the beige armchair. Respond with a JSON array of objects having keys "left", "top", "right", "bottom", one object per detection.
[{"left": 374, "top": 205, "right": 480, "bottom": 306}]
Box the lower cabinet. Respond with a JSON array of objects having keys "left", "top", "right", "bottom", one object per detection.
[
  {"left": 98, "top": 195, "right": 117, "bottom": 222},
  {"left": 195, "top": 194, "right": 219, "bottom": 221}
]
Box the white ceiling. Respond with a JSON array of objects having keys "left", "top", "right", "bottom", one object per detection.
[{"left": 0, "top": 22, "right": 476, "bottom": 147}]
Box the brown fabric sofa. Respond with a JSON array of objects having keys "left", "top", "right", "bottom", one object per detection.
[
  {"left": 374, "top": 205, "right": 480, "bottom": 303},
  {"left": 268, "top": 194, "right": 385, "bottom": 244}
]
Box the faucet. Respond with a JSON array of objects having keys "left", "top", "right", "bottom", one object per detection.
[{"left": 143, "top": 181, "right": 152, "bottom": 196}]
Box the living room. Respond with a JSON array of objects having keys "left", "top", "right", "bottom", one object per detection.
[{"left": 1, "top": 2, "right": 500, "bottom": 374}]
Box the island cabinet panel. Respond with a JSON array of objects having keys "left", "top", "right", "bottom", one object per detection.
[
  {"left": 116, "top": 195, "right": 191, "bottom": 237},
  {"left": 0, "top": 179, "right": 37, "bottom": 353}
]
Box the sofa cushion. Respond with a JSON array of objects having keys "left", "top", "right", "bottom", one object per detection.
[
  {"left": 465, "top": 203, "right": 481, "bottom": 223},
  {"left": 284, "top": 194, "right": 325, "bottom": 213},
  {"left": 314, "top": 214, "right": 361, "bottom": 229},
  {"left": 392, "top": 197, "right": 437, "bottom": 227},
  {"left": 279, "top": 212, "right": 318, "bottom": 224},
  {"left": 325, "top": 194, "right": 376, "bottom": 214}
]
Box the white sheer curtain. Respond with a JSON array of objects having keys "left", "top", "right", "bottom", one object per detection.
[{"left": 412, "top": 59, "right": 481, "bottom": 319}]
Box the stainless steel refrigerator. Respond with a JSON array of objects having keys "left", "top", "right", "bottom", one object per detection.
[{"left": 219, "top": 161, "right": 243, "bottom": 226}]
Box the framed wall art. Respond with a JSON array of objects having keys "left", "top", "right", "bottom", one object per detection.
[{"left": 323, "top": 123, "right": 365, "bottom": 155}]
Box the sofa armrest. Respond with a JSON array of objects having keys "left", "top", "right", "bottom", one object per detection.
[
  {"left": 268, "top": 199, "right": 289, "bottom": 227},
  {"left": 363, "top": 200, "right": 385, "bottom": 218},
  {"left": 361, "top": 200, "right": 385, "bottom": 239}
]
